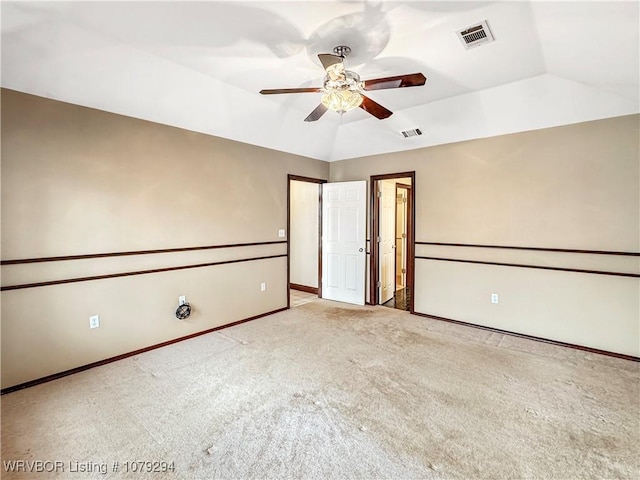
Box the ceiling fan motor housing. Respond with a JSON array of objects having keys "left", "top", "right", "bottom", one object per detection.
[{"left": 324, "top": 70, "right": 362, "bottom": 91}]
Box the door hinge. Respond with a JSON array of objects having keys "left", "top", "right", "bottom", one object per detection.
[
  {"left": 376, "top": 281, "right": 382, "bottom": 288},
  {"left": 377, "top": 236, "right": 381, "bottom": 243},
  {"left": 403, "top": 197, "right": 407, "bottom": 203},
  {"left": 402, "top": 233, "right": 407, "bottom": 239},
  {"left": 402, "top": 268, "right": 407, "bottom": 274},
  {"left": 377, "top": 191, "right": 382, "bottom": 198}
]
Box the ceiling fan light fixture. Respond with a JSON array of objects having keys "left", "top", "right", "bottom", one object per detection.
[
  {"left": 321, "top": 68, "right": 364, "bottom": 114},
  {"left": 321, "top": 89, "right": 363, "bottom": 114}
]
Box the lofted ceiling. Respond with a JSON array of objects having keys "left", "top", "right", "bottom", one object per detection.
[{"left": 2, "top": 0, "right": 638, "bottom": 162}]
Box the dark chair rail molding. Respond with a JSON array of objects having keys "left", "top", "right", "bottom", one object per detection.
[
  {"left": 416, "top": 242, "right": 640, "bottom": 257},
  {"left": 417, "top": 256, "right": 639, "bottom": 278},
  {"left": 1, "top": 254, "right": 287, "bottom": 291},
  {"left": 0, "top": 241, "right": 287, "bottom": 265},
  {"left": 8, "top": 242, "right": 633, "bottom": 265}
]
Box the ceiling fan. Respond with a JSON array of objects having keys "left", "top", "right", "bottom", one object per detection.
[{"left": 260, "top": 45, "right": 427, "bottom": 122}]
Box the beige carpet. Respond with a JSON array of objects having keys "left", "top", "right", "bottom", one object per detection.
[{"left": 2, "top": 299, "right": 639, "bottom": 479}]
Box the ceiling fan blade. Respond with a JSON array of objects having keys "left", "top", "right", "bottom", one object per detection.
[
  {"left": 318, "top": 53, "right": 344, "bottom": 71},
  {"left": 304, "top": 104, "right": 329, "bottom": 122},
  {"left": 359, "top": 95, "right": 393, "bottom": 119},
  {"left": 260, "top": 87, "right": 322, "bottom": 95},
  {"left": 319, "top": 53, "right": 346, "bottom": 82},
  {"left": 362, "top": 73, "right": 426, "bottom": 91}
]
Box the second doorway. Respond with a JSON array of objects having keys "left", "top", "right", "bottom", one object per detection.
[{"left": 371, "top": 172, "right": 415, "bottom": 312}]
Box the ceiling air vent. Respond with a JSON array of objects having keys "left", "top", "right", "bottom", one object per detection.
[
  {"left": 401, "top": 128, "right": 423, "bottom": 138},
  {"left": 456, "top": 20, "right": 495, "bottom": 50}
]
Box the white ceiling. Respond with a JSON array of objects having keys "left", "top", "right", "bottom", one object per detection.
[{"left": 2, "top": 0, "right": 638, "bottom": 161}]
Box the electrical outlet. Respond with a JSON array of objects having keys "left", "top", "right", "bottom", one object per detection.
[
  {"left": 89, "top": 315, "right": 100, "bottom": 329},
  {"left": 491, "top": 293, "right": 499, "bottom": 304},
  {"left": 278, "top": 229, "right": 285, "bottom": 238},
  {"left": 261, "top": 282, "right": 266, "bottom": 292},
  {"left": 179, "top": 295, "right": 186, "bottom": 306}
]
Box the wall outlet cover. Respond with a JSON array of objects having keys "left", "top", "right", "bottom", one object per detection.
[{"left": 89, "top": 315, "right": 100, "bottom": 329}]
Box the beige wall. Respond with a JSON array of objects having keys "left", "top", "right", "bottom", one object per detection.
[
  {"left": 331, "top": 115, "right": 640, "bottom": 356},
  {"left": 290, "top": 180, "right": 320, "bottom": 289},
  {"left": 0, "top": 89, "right": 329, "bottom": 389},
  {"left": 2, "top": 89, "right": 637, "bottom": 390}
]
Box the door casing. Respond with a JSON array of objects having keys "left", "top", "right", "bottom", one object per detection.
[
  {"left": 287, "top": 174, "right": 326, "bottom": 308},
  {"left": 370, "top": 172, "right": 416, "bottom": 311}
]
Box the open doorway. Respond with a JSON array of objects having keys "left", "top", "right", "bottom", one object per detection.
[
  {"left": 287, "top": 175, "right": 325, "bottom": 308},
  {"left": 371, "top": 172, "right": 415, "bottom": 312},
  {"left": 288, "top": 175, "right": 367, "bottom": 308}
]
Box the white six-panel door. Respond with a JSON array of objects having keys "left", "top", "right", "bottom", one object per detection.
[{"left": 321, "top": 181, "right": 366, "bottom": 305}]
